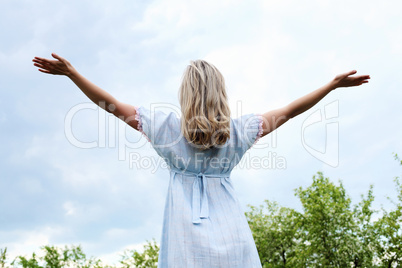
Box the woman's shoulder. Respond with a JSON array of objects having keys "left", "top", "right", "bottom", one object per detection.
[
  {"left": 231, "top": 113, "right": 261, "bottom": 130},
  {"left": 230, "top": 113, "right": 263, "bottom": 149},
  {"left": 137, "top": 105, "right": 180, "bottom": 124}
]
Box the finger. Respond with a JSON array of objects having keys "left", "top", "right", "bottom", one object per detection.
[
  {"left": 34, "top": 56, "right": 51, "bottom": 62},
  {"left": 338, "top": 70, "right": 357, "bottom": 79},
  {"left": 33, "top": 58, "right": 51, "bottom": 65},
  {"left": 33, "top": 61, "right": 52, "bottom": 70},
  {"left": 51, "top": 53, "right": 65, "bottom": 62},
  {"left": 38, "top": 68, "right": 51, "bottom": 74},
  {"left": 356, "top": 80, "right": 369, "bottom": 86},
  {"left": 33, "top": 63, "right": 47, "bottom": 69},
  {"left": 34, "top": 63, "right": 50, "bottom": 70},
  {"left": 356, "top": 77, "right": 370, "bottom": 83},
  {"left": 355, "top": 74, "right": 370, "bottom": 79},
  {"left": 33, "top": 58, "right": 45, "bottom": 64}
]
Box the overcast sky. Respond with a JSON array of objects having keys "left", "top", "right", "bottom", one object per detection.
[{"left": 1, "top": 0, "right": 402, "bottom": 264}]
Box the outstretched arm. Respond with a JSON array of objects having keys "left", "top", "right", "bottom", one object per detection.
[
  {"left": 32, "top": 53, "right": 139, "bottom": 130},
  {"left": 259, "top": 70, "right": 370, "bottom": 137}
]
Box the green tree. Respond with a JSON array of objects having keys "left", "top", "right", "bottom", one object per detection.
[
  {"left": 246, "top": 200, "right": 302, "bottom": 267},
  {"left": 247, "top": 171, "right": 381, "bottom": 267},
  {"left": 350, "top": 184, "right": 377, "bottom": 267},
  {"left": 372, "top": 153, "right": 402, "bottom": 267},
  {"left": 10, "top": 245, "right": 102, "bottom": 268},
  {"left": 1, "top": 240, "right": 160, "bottom": 268},
  {"left": 119, "top": 239, "right": 159, "bottom": 268},
  {"left": 294, "top": 172, "right": 358, "bottom": 267},
  {"left": 10, "top": 251, "right": 41, "bottom": 268},
  {"left": 1, "top": 248, "right": 7, "bottom": 268},
  {"left": 247, "top": 153, "right": 402, "bottom": 268}
]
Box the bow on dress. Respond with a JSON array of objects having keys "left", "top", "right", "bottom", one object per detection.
[{"left": 170, "top": 167, "right": 231, "bottom": 224}]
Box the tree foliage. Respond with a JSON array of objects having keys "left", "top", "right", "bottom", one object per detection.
[
  {"left": 119, "top": 239, "right": 159, "bottom": 268},
  {"left": 372, "top": 153, "right": 402, "bottom": 266},
  {"left": 246, "top": 154, "right": 402, "bottom": 267},
  {"left": 1, "top": 241, "right": 158, "bottom": 268},
  {"left": 246, "top": 200, "right": 301, "bottom": 267}
]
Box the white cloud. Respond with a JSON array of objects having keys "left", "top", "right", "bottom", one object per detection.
[{"left": 63, "top": 201, "right": 77, "bottom": 216}]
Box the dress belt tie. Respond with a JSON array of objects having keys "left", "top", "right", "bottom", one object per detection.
[
  {"left": 169, "top": 167, "right": 231, "bottom": 225},
  {"left": 192, "top": 172, "right": 209, "bottom": 224}
]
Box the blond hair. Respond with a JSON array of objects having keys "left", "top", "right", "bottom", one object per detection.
[{"left": 178, "top": 60, "right": 231, "bottom": 150}]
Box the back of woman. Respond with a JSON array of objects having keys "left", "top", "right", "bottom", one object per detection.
[{"left": 134, "top": 60, "right": 264, "bottom": 267}]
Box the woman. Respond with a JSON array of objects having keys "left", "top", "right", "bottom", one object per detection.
[{"left": 33, "top": 53, "right": 370, "bottom": 267}]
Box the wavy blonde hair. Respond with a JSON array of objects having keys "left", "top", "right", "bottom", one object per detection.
[{"left": 178, "top": 60, "right": 231, "bottom": 150}]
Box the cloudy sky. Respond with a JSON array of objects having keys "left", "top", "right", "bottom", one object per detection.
[{"left": 1, "top": 0, "right": 402, "bottom": 264}]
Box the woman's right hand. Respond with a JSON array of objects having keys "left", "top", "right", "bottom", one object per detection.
[
  {"left": 331, "top": 70, "right": 370, "bottom": 89},
  {"left": 32, "top": 53, "right": 75, "bottom": 77}
]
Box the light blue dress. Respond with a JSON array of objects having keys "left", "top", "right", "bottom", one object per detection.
[{"left": 134, "top": 105, "right": 263, "bottom": 268}]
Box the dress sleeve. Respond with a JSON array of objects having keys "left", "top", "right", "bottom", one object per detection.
[
  {"left": 232, "top": 113, "right": 264, "bottom": 153},
  {"left": 134, "top": 106, "right": 151, "bottom": 142},
  {"left": 133, "top": 105, "right": 180, "bottom": 146}
]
